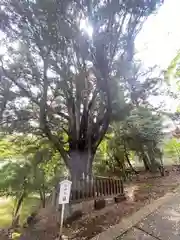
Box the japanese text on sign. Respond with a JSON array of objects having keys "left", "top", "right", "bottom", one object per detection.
[{"left": 59, "top": 180, "right": 72, "bottom": 204}]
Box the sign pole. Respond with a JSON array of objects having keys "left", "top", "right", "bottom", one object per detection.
[
  {"left": 58, "top": 179, "right": 72, "bottom": 240},
  {"left": 59, "top": 203, "right": 65, "bottom": 240}
]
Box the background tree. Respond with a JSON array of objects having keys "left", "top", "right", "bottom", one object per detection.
[
  {"left": 164, "top": 137, "right": 180, "bottom": 163},
  {"left": 0, "top": 135, "right": 65, "bottom": 225},
  {"left": 111, "top": 58, "right": 165, "bottom": 171},
  {"left": 93, "top": 56, "right": 167, "bottom": 176},
  {"left": 0, "top": 161, "right": 31, "bottom": 226},
  {"left": 0, "top": 0, "right": 163, "bottom": 178},
  {"left": 165, "top": 50, "right": 180, "bottom": 128},
  {"left": 111, "top": 107, "right": 164, "bottom": 171}
]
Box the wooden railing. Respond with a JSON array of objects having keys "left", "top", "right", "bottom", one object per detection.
[{"left": 69, "top": 176, "right": 124, "bottom": 203}]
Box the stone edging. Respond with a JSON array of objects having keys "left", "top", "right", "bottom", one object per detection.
[{"left": 90, "top": 187, "right": 180, "bottom": 240}]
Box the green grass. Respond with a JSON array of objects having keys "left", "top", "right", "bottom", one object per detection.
[
  {"left": 0, "top": 197, "right": 14, "bottom": 227},
  {"left": 0, "top": 196, "right": 40, "bottom": 228}
]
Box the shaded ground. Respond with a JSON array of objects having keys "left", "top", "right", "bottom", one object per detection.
[{"left": 1, "top": 166, "right": 180, "bottom": 240}]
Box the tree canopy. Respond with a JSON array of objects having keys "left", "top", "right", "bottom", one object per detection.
[{"left": 0, "top": 0, "right": 163, "bottom": 178}]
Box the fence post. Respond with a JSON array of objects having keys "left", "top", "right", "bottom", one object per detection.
[
  {"left": 109, "top": 178, "right": 113, "bottom": 195},
  {"left": 96, "top": 178, "right": 100, "bottom": 197},
  {"left": 77, "top": 177, "right": 81, "bottom": 200},
  {"left": 106, "top": 178, "right": 109, "bottom": 196},
  {"left": 89, "top": 177, "right": 93, "bottom": 198},
  {"left": 93, "top": 178, "right": 96, "bottom": 198},
  {"left": 120, "top": 179, "right": 124, "bottom": 195},
  {"left": 113, "top": 179, "right": 116, "bottom": 195},
  {"left": 100, "top": 178, "right": 104, "bottom": 197}
]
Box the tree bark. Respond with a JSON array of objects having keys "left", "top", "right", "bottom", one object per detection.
[
  {"left": 157, "top": 150, "right": 165, "bottom": 176},
  {"left": 12, "top": 191, "right": 26, "bottom": 227},
  {"left": 125, "top": 152, "right": 138, "bottom": 174},
  {"left": 51, "top": 187, "right": 57, "bottom": 207},
  {"left": 67, "top": 150, "right": 93, "bottom": 179},
  {"left": 114, "top": 155, "right": 127, "bottom": 181},
  {"left": 14, "top": 192, "right": 26, "bottom": 218},
  {"left": 147, "top": 148, "right": 158, "bottom": 173},
  {"left": 141, "top": 151, "right": 151, "bottom": 171},
  {"left": 39, "top": 188, "right": 46, "bottom": 208},
  {"left": 123, "top": 141, "right": 138, "bottom": 174}
]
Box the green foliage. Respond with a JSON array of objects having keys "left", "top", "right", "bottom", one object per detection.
[
  {"left": 0, "top": 196, "right": 39, "bottom": 227},
  {"left": 165, "top": 51, "right": 180, "bottom": 82},
  {"left": 0, "top": 161, "right": 30, "bottom": 197},
  {"left": 0, "top": 138, "right": 20, "bottom": 160},
  {"left": 164, "top": 138, "right": 180, "bottom": 162},
  {"left": 0, "top": 134, "right": 66, "bottom": 223},
  {"left": 125, "top": 107, "right": 163, "bottom": 143},
  {"left": 93, "top": 138, "right": 112, "bottom": 175},
  {"left": 165, "top": 51, "right": 180, "bottom": 124}
]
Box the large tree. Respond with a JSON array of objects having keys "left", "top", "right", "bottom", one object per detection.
[
  {"left": 0, "top": 0, "right": 163, "bottom": 178},
  {"left": 106, "top": 59, "right": 166, "bottom": 173}
]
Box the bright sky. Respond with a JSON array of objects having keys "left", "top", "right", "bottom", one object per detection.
[
  {"left": 136, "top": 0, "right": 180, "bottom": 69},
  {"left": 135, "top": 0, "right": 180, "bottom": 115}
]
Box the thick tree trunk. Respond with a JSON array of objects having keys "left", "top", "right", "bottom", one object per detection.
[
  {"left": 66, "top": 150, "right": 94, "bottom": 204},
  {"left": 67, "top": 150, "right": 93, "bottom": 179}
]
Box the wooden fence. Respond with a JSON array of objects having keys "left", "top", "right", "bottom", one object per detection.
[
  {"left": 69, "top": 176, "right": 124, "bottom": 203},
  {"left": 48, "top": 176, "right": 124, "bottom": 207}
]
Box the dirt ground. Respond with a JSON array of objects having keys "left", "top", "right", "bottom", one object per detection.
[
  {"left": 66, "top": 166, "right": 180, "bottom": 239},
  {"left": 1, "top": 166, "right": 180, "bottom": 240}
]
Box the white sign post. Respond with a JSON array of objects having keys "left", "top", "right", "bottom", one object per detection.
[{"left": 58, "top": 180, "right": 72, "bottom": 240}]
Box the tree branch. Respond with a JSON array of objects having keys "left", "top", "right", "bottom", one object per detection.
[
  {"left": 43, "top": 125, "right": 68, "bottom": 163},
  {"left": 92, "top": 110, "right": 110, "bottom": 154},
  {"left": 1, "top": 61, "right": 40, "bottom": 106}
]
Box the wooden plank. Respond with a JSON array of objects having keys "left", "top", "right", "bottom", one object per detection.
[
  {"left": 116, "top": 179, "right": 119, "bottom": 195},
  {"left": 113, "top": 180, "right": 117, "bottom": 195},
  {"left": 110, "top": 178, "right": 113, "bottom": 196},
  {"left": 113, "top": 179, "right": 116, "bottom": 195},
  {"left": 96, "top": 178, "right": 100, "bottom": 197},
  {"left": 82, "top": 178, "right": 86, "bottom": 200},
  {"left": 77, "top": 177, "right": 80, "bottom": 200},
  {"left": 104, "top": 179, "right": 107, "bottom": 196},
  {"left": 89, "top": 178, "right": 93, "bottom": 198},
  {"left": 100, "top": 178, "right": 104, "bottom": 196},
  {"left": 84, "top": 178, "right": 89, "bottom": 199},
  {"left": 107, "top": 178, "right": 110, "bottom": 195},
  {"left": 93, "top": 178, "right": 96, "bottom": 198},
  {"left": 71, "top": 177, "right": 75, "bottom": 201},
  {"left": 117, "top": 180, "right": 120, "bottom": 194},
  {"left": 120, "top": 179, "right": 124, "bottom": 194},
  {"left": 74, "top": 176, "right": 77, "bottom": 201},
  {"left": 118, "top": 180, "right": 121, "bottom": 194},
  {"left": 79, "top": 179, "right": 83, "bottom": 199}
]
